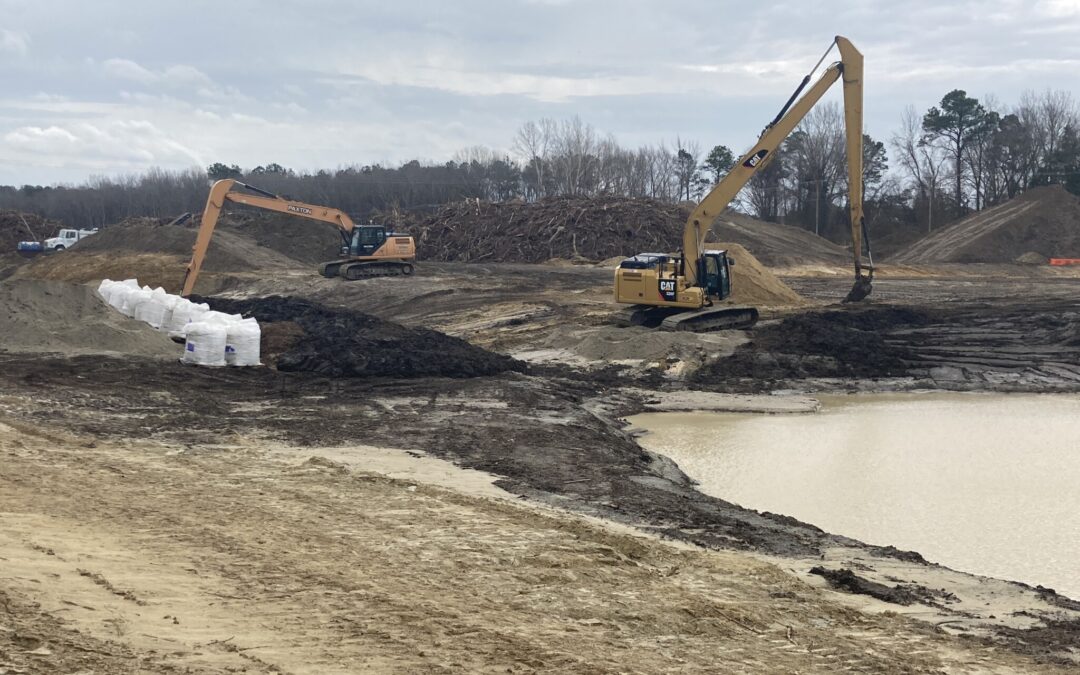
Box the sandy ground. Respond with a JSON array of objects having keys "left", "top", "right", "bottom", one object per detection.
[
  {"left": 4, "top": 262, "right": 1080, "bottom": 672},
  {"left": 1, "top": 420, "right": 1067, "bottom": 674}
]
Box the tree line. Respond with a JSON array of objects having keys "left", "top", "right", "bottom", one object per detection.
[{"left": 2, "top": 89, "right": 1076, "bottom": 248}]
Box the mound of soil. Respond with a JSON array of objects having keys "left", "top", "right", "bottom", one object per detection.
[
  {"left": 16, "top": 220, "right": 304, "bottom": 293},
  {"left": 71, "top": 221, "right": 300, "bottom": 272},
  {"left": 383, "top": 197, "right": 844, "bottom": 267},
  {"left": 712, "top": 211, "right": 851, "bottom": 268},
  {"left": 214, "top": 211, "right": 344, "bottom": 265},
  {"left": 721, "top": 242, "right": 806, "bottom": 307},
  {"left": 893, "top": 185, "right": 1080, "bottom": 264},
  {"left": 194, "top": 295, "right": 526, "bottom": 379},
  {"left": 692, "top": 306, "right": 935, "bottom": 386},
  {"left": 0, "top": 279, "right": 178, "bottom": 358}
]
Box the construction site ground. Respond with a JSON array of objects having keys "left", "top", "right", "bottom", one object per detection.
[
  {"left": 7, "top": 183, "right": 1080, "bottom": 672},
  {"left": 4, "top": 254, "right": 1080, "bottom": 672}
]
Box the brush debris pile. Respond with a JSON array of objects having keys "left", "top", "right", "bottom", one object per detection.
[
  {"left": 196, "top": 295, "right": 527, "bottom": 378},
  {"left": 383, "top": 196, "right": 848, "bottom": 267},
  {"left": 0, "top": 210, "right": 62, "bottom": 251},
  {"left": 384, "top": 196, "right": 686, "bottom": 263}
]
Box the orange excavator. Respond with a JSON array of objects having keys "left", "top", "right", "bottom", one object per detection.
[{"left": 180, "top": 179, "right": 416, "bottom": 296}]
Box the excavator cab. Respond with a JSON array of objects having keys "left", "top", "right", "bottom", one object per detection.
[
  {"left": 347, "top": 226, "right": 387, "bottom": 256},
  {"left": 700, "top": 251, "right": 732, "bottom": 301}
]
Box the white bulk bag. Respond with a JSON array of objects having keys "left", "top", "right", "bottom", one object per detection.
[
  {"left": 226, "top": 318, "right": 261, "bottom": 366},
  {"left": 109, "top": 278, "right": 141, "bottom": 312},
  {"left": 168, "top": 301, "right": 210, "bottom": 339},
  {"left": 182, "top": 320, "right": 228, "bottom": 367},
  {"left": 121, "top": 287, "right": 152, "bottom": 318},
  {"left": 157, "top": 294, "right": 182, "bottom": 332},
  {"left": 135, "top": 287, "right": 171, "bottom": 328},
  {"left": 96, "top": 278, "right": 116, "bottom": 302}
]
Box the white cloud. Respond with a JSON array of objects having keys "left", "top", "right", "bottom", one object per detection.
[
  {"left": 0, "top": 29, "right": 29, "bottom": 55},
  {"left": 3, "top": 119, "right": 202, "bottom": 170},
  {"left": 102, "top": 58, "right": 214, "bottom": 89},
  {"left": 103, "top": 58, "right": 158, "bottom": 83},
  {"left": 1038, "top": 0, "right": 1080, "bottom": 16}
]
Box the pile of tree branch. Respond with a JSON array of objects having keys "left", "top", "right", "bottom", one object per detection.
[
  {"left": 0, "top": 210, "right": 61, "bottom": 250},
  {"left": 382, "top": 196, "right": 690, "bottom": 263}
]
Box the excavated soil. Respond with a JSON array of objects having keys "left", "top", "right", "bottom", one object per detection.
[
  {"left": 193, "top": 295, "right": 526, "bottom": 378},
  {"left": 212, "top": 210, "right": 344, "bottom": 264},
  {"left": 712, "top": 211, "right": 851, "bottom": 267},
  {"left": 692, "top": 298, "right": 1080, "bottom": 392},
  {"left": 720, "top": 242, "right": 807, "bottom": 306},
  {"left": 0, "top": 279, "right": 178, "bottom": 358},
  {"left": 70, "top": 221, "right": 301, "bottom": 272},
  {"left": 16, "top": 220, "right": 305, "bottom": 293},
  {"left": 893, "top": 185, "right": 1080, "bottom": 264}
]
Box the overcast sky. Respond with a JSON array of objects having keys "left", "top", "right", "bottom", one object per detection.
[{"left": 1, "top": 0, "right": 1078, "bottom": 185}]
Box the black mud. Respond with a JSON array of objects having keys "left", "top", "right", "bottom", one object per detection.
[
  {"left": 809, "top": 566, "right": 921, "bottom": 605},
  {"left": 192, "top": 295, "right": 526, "bottom": 379},
  {"left": 693, "top": 300, "right": 1080, "bottom": 393},
  {"left": 692, "top": 306, "right": 935, "bottom": 387}
]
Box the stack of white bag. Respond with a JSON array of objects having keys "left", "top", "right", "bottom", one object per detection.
[{"left": 95, "top": 278, "right": 261, "bottom": 367}]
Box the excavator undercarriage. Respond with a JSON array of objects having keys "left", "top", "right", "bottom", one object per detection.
[
  {"left": 615, "top": 304, "right": 760, "bottom": 331},
  {"left": 320, "top": 259, "right": 415, "bottom": 280}
]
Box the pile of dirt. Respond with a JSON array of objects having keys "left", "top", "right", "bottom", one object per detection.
[
  {"left": 0, "top": 279, "right": 178, "bottom": 357},
  {"left": 0, "top": 210, "right": 64, "bottom": 251},
  {"left": 892, "top": 185, "right": 1080, "bottom": 264},
  {"left": 194, "top": 295, "right": 526, "bottom": 378},
  {"left": 711, "top": 211, "right": 851, "bottom": 267},
  {"left": 214, "top": 211, "right": 344, "bottom": 264},
  {"left": 691, "top": 306, "right": 936, "bottom": 387},
  {"left": 720, "top": 242, "right": 806, "bottom": 306},
  {"left": 16, "top": 220, "right": 303, "bottom": 293}
]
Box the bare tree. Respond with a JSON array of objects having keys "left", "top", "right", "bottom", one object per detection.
[{"left": 892, "top": 105, "right": 949, "bottom": 231}]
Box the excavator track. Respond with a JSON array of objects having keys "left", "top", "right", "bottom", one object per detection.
[
  {"left": 615, "top": 305, "right": 759, "bottom": 332},
  {"left": 321, "top": 260, "right": 414, "bottom": 280}
]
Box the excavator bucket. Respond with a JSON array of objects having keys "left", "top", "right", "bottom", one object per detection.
[{"left": 843, "top": 274, "right": 873, "bottom": 303}]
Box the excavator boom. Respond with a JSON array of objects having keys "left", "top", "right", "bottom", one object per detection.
[
  {"left": 683, "top": 36, "right": 870, "bottom": 298},
  {"left": 180, "top": 179, "right": 415, "bottom": 296}
]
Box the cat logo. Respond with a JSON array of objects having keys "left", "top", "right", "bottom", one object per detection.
[
  {"left": 658, "top": 279, "right": 678, "bottom": 302},
  {"left": 742, "top": 149, "right": 769, "bottom": 169},
  {"left": 287, "top": 205, "right": 313, "bottom": 215}
]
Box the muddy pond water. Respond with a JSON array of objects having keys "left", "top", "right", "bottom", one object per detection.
[{"left": 630, "top": 393, "right": 1080, "bottom": 598}]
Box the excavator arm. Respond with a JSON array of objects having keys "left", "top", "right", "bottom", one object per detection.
[
  {"left": 181, "top": 179, "right": 357, "bottom": 296},
  {"left": 683, "top": 35, "right": 871, "bottom": 301}
]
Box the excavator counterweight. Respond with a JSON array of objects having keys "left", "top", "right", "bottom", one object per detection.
[{"left": 613, "top": 35, "right": 873, "bottom": 330}]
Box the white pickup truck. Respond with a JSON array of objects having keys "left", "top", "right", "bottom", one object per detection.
[{"left": 43, "top": 228, "right": 98, "bottom": 251}]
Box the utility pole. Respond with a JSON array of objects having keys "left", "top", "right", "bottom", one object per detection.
[
  {"left": 815, "top": 180, "right": 820, "bottom": 237},
  {"left": 928, "top": 185, "right": 934, "bottom": 234}
]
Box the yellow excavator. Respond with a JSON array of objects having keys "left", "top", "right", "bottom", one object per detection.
[
  {"left": 180, "top": 178, "right": 416, "bottom": 296},
  {"left": 614, "top": 35, "right": 873, "bottom": 331}
]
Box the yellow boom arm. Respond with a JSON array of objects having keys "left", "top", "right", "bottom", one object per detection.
[
  {"left": 181, "top": 179, "right": 357, "bottom": 296},
  {"left": 683, "top": 35, "right": 869, "bottom": 296}
]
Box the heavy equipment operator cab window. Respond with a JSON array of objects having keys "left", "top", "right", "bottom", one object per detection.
[
  {"left": 352, "top": 226, "right": 386, "bottom": 255},
  {"left": 702, "top": 253, "right": 731, "bottom": 300}
]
